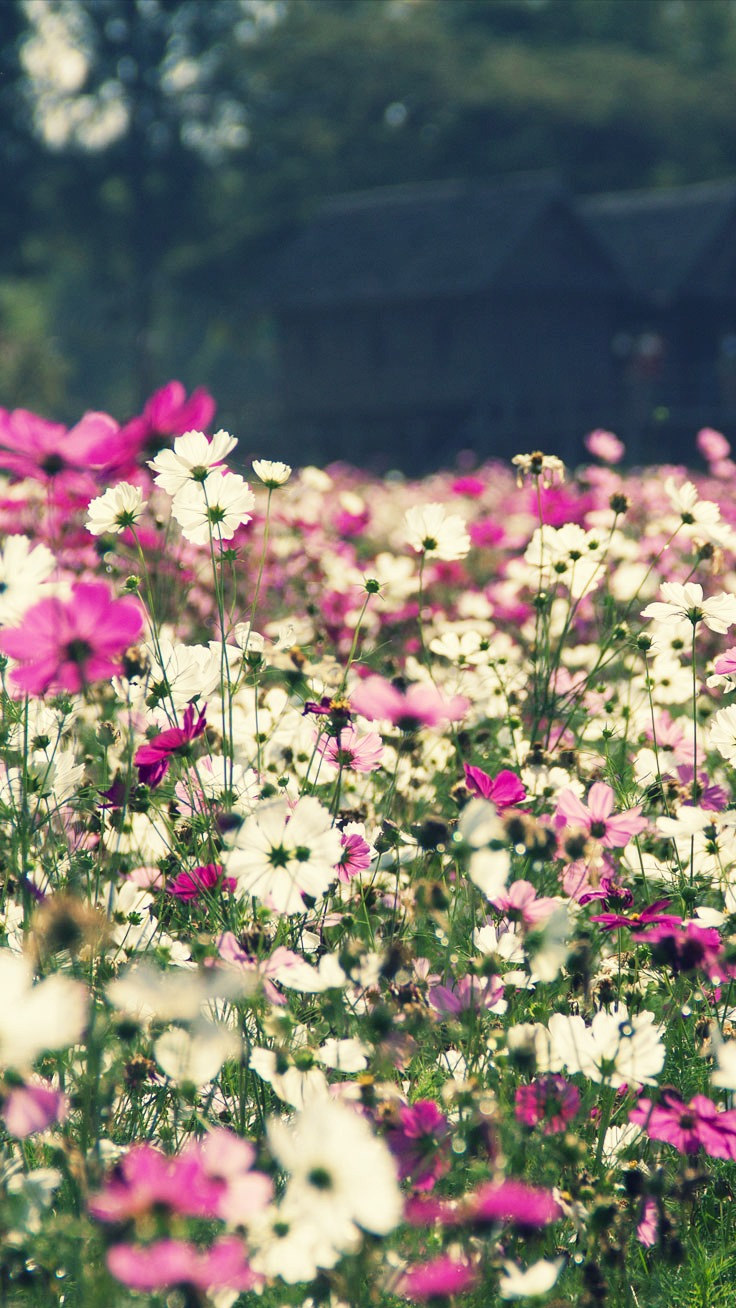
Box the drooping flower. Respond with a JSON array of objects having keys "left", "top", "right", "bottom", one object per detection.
[
  {"left": 135, "top": 703, "right": 207, "bottom": 788},
  {"left": 0, "top": 582, "right": 143, "bottom": 697}
]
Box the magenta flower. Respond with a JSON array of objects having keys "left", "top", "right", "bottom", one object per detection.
[
  {"left": 428, "top": 973, "right": 505, "bottom": 1015},
  {"left": 464, "top": 763, "right": 526, "bottom": 809},
  {"left": 515, "top": 1075, "right": 580, "bottom": 1134},
  {"left": 116, "top": 380, "right": 216, "bottom": 469},
  {"left": 0, "top": 408, "right": 120, "bottom": 490},
  {"left": 400, "top": 1254, "right": 478, "bottom": 1300},
  {"left": 386, "top": 1100, "right": 452, "bottom": 1191},
  {"left": 167, "top": 863, "right": 236, "bottom": 902},
  {"left": 89, "top": 1144, "right": 225, "bottom": 1222},
  {"left": 630, "top": 1091, "right": 736, "bottom": 1160},
  {"left": 591, "top": 898, "right": 680, "bottom": 933},
  {"left": 555, "top": 782, "right": 647, "bottom": 848},
  {"left": 0, "top": 582, "right": 144, "bottom": 697},
  {"left": 464, "top": 1178, "right": 561, "bottom": 1228},
  {"left": 636, "top": 920, "right": 723, "bottom": 976},
  {"left": 351, "top": 675, "right": 469, "bottom": 730},
  {"left": 637, "top": 1197, "right": 660, "bottom": 1248},
  {"left": 107, "top": 1237, "right": 260, "bottom": 1293},
  {"left": 135, "top": 703, "right": 207, "bottom": 787},
  {"left": 491, "top": 879, "right": 559, "bottom": 927}
]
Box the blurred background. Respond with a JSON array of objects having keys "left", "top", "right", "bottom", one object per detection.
[{"left": 4, "top": 0, "right": 736, "bottom": 469}]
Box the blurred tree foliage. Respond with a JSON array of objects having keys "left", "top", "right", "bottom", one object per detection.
[{"left": 4, "top": 0, "right": 736, "bottom": 428}]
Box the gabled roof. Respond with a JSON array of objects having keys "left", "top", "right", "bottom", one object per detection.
[
  {"left": 268, "top": 172, "right": 617, "bottom": 308},
  {"left": 580, "top": 179, "right": 736, "bottom": 304}
]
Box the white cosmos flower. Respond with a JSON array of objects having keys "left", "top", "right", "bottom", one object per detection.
[
  {"left": 86, "top": 482, "right": 146, "bottom": 535},
  {"left": 0, "top": 535, "right": 55, "bottom": 623},
  {"left": 149, "top": 428, "right": 237, "bottom": 496},
  {"left": 537, "top": 1004, "right": 665, "bottom": 1088},
  {"left": 499, "top": 1257, "right": 565, "bottom": 1299},
  {"left": 252, "top": 458, "right": 292, "bottom": 487},
  {"left": 711, "top": 1039, "right": 736, "bottom": 1090},
  {"left": 248, "top": 1204, "right": 347, "bottom": 1282},
  {"left": 641, "top": 582, "right": 736, "bottom": 634},
  {"left": 250, "top": 1048, "right": 329, "bottom": 1110},
  {"left": 268, "top": 1098, "right": 402, "bottom": 1249},
  {"left": 171, "top": 468, "right": 255, "bottom": 545},
  {"left": 403, "top": 502, "right": 471, "bottom": 561},
  {"left": 154, "top": 1020, "right": 240, "bottom": 1087},
  {"left": 227, "top": 796, "right": 343, "bottom": 914},
  {"left": 709, "top": 704, "right": 736, "bottom": 763},
  {"left": 0, "top": 953, "right": 87, "bottom": 1070},
  {"left": 145, "top": 636, "right": 222, "bottom": 711},
  {"left": 664, "top": 477, "right": 735, "bottom": 547},
  {"left": 316, "top": 1037, "right": 370, "bottom": 1073}
]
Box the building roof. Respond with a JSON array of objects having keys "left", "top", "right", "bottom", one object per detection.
[
  {"left": 268, "top": 172, "right": 617, "bottom": 308},
  {"left": 580, "top": 178, "right": 736, "bottom": 304}
]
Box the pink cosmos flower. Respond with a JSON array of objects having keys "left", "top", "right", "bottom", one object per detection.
[
  {"left": 2, "top": 1081, "right": 69, "bottom": 1138},
  {"left": 428, "top": 973, "right": 505, "bottom": 1015},
  {"left": 116, "top": 381, "right": 217, "bottom": 469},
  {"left": 351, "top": 675, "right": 470, "bottom": 730},
  {"left": 697, "top": 427, "right": 731, "bottom": 463},
  {"left": 555, "top": 782, "right": 647, "bottom": 849},
  {"left": 629, "top": 1091, "right": 736, "bottom": 1159},
  {"left": 386, "top": 1100, "right": 452, "bottom": 1191},
  {"left": 400, "top": 1254, "right": 478, "bottom": 1300},
  {"left": 464, "top": 1178, "right": 561, "bottom": 1228},
  {"left": 135, "top": 703, "right": 207, "bottom": 787},
  {"left": 167, "top": 863, "right": 236, "bottom": 902},
  {"left": 491, "top": 880, "right": 559, "bottom": 927},
  {"left": 0, "top": 408, "right": 120, "bottom": 490},
  {"left": 107, "top": 1237, "right": 260, "bottom": 1293},
  {"left": 585, "top": 428, "right": 625, "bottom": 463},
  {"left": 713, "top": 647, "right": 736, "bottom": 677},
  {"left": 337, "top": 828, "right": 373, "bottom": 882},
  {"left": 637, "top": 1197, "right": 659, "bottom": 1248},
  {"left": 514, "top": 1076, "right": 580, "bottom": 1134},
  {"left": 89, "top": 1143, "right": 225, "bottom": 1222},
  {"left": 317, "top": 724, "right": 384, "bottom": 772},
  {"left": 464, "top": 764, "right": 526, "bottom": 809},
  {"left": 0, "top": 582, "right": 144, "bottom": 697}
]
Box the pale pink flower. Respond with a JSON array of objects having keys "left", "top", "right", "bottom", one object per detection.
[
  {"left": 317, "top": 724, "right": 384, "bottom": 772},
  {"left": 555, "top": 782, "right": 647, "bottom": 849},
  {"left": 585, "top": 429, "right": 625, "bottom": 463},
  {"left": 351, "top": 676, "right": 469, "bottom": 729}
]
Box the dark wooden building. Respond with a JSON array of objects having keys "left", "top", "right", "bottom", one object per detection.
[
  {"left": 266, "top": 174, "right": 623, "bottom": 471},
  {"left": 264, "top": 173, "right": 736, "bottom": 471}
]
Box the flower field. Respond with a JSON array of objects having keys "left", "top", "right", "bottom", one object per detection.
[{"left": 3, "top": 388, "right": 736, "bottom": 1307}]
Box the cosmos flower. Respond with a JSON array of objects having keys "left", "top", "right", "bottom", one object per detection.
[
  {"left": 555, "top": 782, "right": 647, "bottom": 849},
  {"left": 351, "top": 676, "right": 469, "bottom": 730},
  {"left": 226, "top": 796, "right": 343, "bottom": 914},
  {"left": 134, "top": 703, "right": 207, "bottom": 788},
  {"left": 514, "top": 1075, "right": 580, "bottom": 1133},
  {"left": 402, "top": 502, "right": 471, "bottom": 561},
  {"left": 629, "top": 1091, "right": 736, "bottom": 1159},
  {"left": 252, "top": 458, "right": 292, "bottom": 487},
  {"left": 86, "top": 482, "right": 146, "bottom": 535},
  {"left": 0, "top": 582, "right": 144, "bottom": 697},
  {"left": 170, "top": 468, "right": 255, "bottom": 545},
  {"left": 148, "top": 428, "right": 237, "bottom": 496},
  {"left": 641, "top": 581, "right": 736, "bottom": 633}
]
